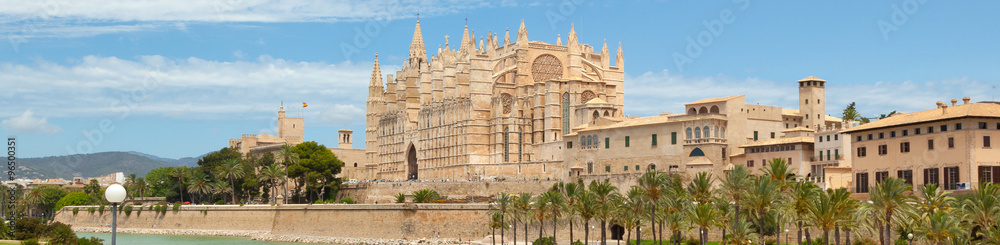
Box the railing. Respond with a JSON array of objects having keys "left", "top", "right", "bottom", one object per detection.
[{"left": 683, "top": 138, "right": 727, "bottom": 145}]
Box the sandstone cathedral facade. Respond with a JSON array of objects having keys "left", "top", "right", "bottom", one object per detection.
[{"left": 363, "top": 20, "right": 625, "bottom": 180}]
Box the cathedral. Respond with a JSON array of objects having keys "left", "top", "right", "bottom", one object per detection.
[{"left": 363, "top": 20, "right": 626, "bottom": 181}]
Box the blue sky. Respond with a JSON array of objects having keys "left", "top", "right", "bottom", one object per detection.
[{"left": 1, "top": 0, "right": 998, "bottom": 159}]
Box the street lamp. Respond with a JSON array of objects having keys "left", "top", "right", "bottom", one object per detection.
[
  {"left": 907, "top": 233, "right": 914, "bottom": 245},
  {"left": 105, "top": 183, "right": 127, "bottom": 245},
  {"left": 784, "top": 229, "right": 789, "bottom": 245}
]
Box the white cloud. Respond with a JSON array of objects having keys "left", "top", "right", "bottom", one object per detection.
[
  {"left": 0, "top": 0, "right": 494, "bottom": 38},
  {"left": 0, "top": 55, "right": 394, "bottom": 124},
  {"left": 319, "top": 104, "right": 366, "bottom": 125},
  {"left": 625, "top": 70, "right": 995, "bottom": 119},
  {"left": 1, "top": 109, "right": 62, "bottom": 134}
]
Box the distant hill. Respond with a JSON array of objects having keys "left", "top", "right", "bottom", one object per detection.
[
  {"left": 16, "top": 152, "right": 191, "bottom": 180},
  {"left": 126, "top": 151, "right": 204, "bottom": 167}
]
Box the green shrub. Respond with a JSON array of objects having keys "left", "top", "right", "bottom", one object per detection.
[
  {"left": 78, "top": 236, "right": 105, "bottom": 245},
  {"left": 46, "top": 222, "right": 77, "bottom": 245},
  {"left": 201, "top": 210, "right": 208, "bottom": 215},
  {"left": 13, "top": 218, "right": 46, "bottom": 240},
  {"left": 72, "top": 207, "right": 80, "bottom": 215},
  {"left": 98, "top": 205, "right": 105, "bottom": 214},
  {"left": 148, "top": 206, "right": 153, "bottom": 211},
  {"left": 215, "top": 200, "right": 225, "bottom": 205},
  {"left": 87, "top": 207, "right": 95, "bottom": 213},
  {"left": 395, "top": 193, "right": 405, "bottom": 203},
  {"left": 172, "top": 203, "right": 182, "bottom": 211},
  {"left": 532, "top": 237, "right": 555, "bottom": 245},
  {"left": 314, "top": 199, "right": 324, "bottom": 204},
  {"left": 338, "top": 197, "right": 356, "bottom": 204},
  {"left": 136, "top": 208, "right": 142, "bottom": 216},
  {"left": 412, "top": 189, "right": 441, "bottom": 203},
  {"left": 123, "top": 205, "right": 133, "bottom": 216},
  {"left": 19, "top": 238, "right": 38, "bottom": 245},
  {"left": 572, "top": 241, "right": 584, "bottom": 245}
]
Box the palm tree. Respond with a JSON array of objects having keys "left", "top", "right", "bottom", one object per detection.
[
  {"left": 172, "top": 167, "right": 189, "bottom": 203},
  {"left": 259, "top": 164, "right": 285, "bottom": 204},
  {"left": 577, "top": 190, "right": 598, "bottom": 245},
  {"left": 720, "top": 165, "right": 751, "bottom": 239},
  {"left": 807, "top": 188, "right": 841, "bottom": 245},
  {"left": 211, "top": 181, "right": 231, "bottom": 203},
  {"left": 723, "top": 219, "right": 760, "bottom": 245},
  {"left": 638, "top": 170, "right": 667, "bottom": 245},
  {"left": 514, "top": 193, "right": 533, "bottom": 245},
  {"left": 186, "top": 172, "right": 210, "bottom": 203},
  {"left": 490, "top": 211, "right": 504, "bottom": 245},
  {"left": 276, "top": 144, "right": 299, "bottom": 204},
  {"left": 533, "top": 193, "right": 550, "bottom": 241},
  {"left": 621, "top": 187, "right": 646, "bottom": 245},
  {"left": 915, "top": 210, "right": 963, "bottom": 245},
  {"left": 868, "top": 177, "right": 913, "bottom": 245},
  {"left": 220, "top": 159, "right": 245, "bottom": 204},
  {"left": 762, "top": 157, "right": 795, "bottom": 189},
  {"left": 831, "top": 188, "right": 858, "bottom": 245},
  {"left": 492, "top": 192, "right": 514, "bottom": 243},
  {"left": 688, "top": 202, "right": 719, "bottom": 245},
  {"left": 561, "top": 182, "right": 584, "bottom": 244},
  {"left": 542, "top": 189, "right": 566, "bottom": 240},
  {"left": 791, "top": 181, "right": 820, "bottom": 245},
  {"left": 590, "top": 179, "right": 619, "bottom": 245},
  {"left": 686, "top": 172, "right": 713, "bottom": 204},
  {"left": 133, "top": 178, "right": 147, "bottom": 199},
  {"left": 961, "top": 182, "right": 998, "bottom": 239},
  {"left": 743, "top": 176, "right": 782, "bottom": 244}
]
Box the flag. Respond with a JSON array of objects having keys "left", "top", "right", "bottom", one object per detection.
[{"left": 302, "top": 102, "right": 308, "bottom": 108}]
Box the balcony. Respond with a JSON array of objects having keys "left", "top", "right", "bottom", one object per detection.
[{"left": 684, "top": 137, "right": 727, "bottom": 145}]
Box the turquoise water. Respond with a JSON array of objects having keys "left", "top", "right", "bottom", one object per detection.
[{"left": 76, "top": 233, "right": 310, "bottom": 245}]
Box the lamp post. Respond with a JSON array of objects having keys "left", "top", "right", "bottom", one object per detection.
[
  {"left": 907, "top": 233, "right": 913, "bottom": 245},
  {"left": 784, "top": 229, "right": 789, "bottom": 245},
  {"left": 105, "top": 183, "right": 127, "bottom": 245}
]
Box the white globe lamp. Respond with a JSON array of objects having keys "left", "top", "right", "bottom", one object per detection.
[{"left": 105, "top": 183, "right": 127, "bottom": 245}]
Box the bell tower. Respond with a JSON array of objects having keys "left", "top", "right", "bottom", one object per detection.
[{"left": 798, "top": 76, "right": 826, "bottom": 129}]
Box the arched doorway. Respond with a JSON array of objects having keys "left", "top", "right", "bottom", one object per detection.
[
  {"left": 611, "top": 224, "right": 625, "bottom": 240},
  {"left": 407, "top": 144, "right": 418, "bottom": 180}
]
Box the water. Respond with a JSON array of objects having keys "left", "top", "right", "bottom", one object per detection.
[{"left": 76, "top": 233, "right": 310, "bottom": 245}]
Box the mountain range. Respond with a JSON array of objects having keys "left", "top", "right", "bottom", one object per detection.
[{"left": 15, "top": 151, "right": 205, "bottom": 180}]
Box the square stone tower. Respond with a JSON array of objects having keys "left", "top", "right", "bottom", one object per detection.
[{"left": 798, "top": 76, "right": 826, "bottom": 129}]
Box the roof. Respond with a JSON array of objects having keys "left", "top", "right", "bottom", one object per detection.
[
  {"left": 798, "top": 76, "right": 827, "bottom": 82},
  {"left": 586, "top": 98, "right": 608, "bottom": 104},
  {"left": 740, "top": 136, "right": 814, "bottom": 148},
  {"left": 685, "top": 156, "right": 713, "bottom": 166},
  {"left": 781, "top": 108, "right": 841, "bottom": 122},
  {"left": 575, "top": 114, "right": 674, "bottom": 132},
  {"left": 686, "top": 95, "right": 743, "bottom": 105},
  {"left": 781, "top": 126, "right": 814, "bottom": 133},
  {"left": 842, "top": 102, "right": 1000, "bottom": 133}
]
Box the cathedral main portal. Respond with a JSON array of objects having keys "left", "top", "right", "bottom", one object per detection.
[{"left": 407, "top": 144, "right": 418, "bottom": 180}]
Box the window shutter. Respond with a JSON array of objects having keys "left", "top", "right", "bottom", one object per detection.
[
  {"left": 923, "top": 168, "right": 929, "bottom": 185},
  {"left": 993, "top": 166, "right": 1000, "bottom": 184}
]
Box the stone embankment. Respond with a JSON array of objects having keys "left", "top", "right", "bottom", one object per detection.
[{"left": 74, "top": 226, "right": 461, "bottom": 245}]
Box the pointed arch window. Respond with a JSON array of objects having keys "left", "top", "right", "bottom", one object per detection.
[
  {"left": 562, "top": 92, "right": 570, "bottom": 135},
  {"left": 686, "top": 128, "right": 693, "bottom": 139},
  {"left": 694, "top": 127, "right": 702, "bottom": 139},
  {"left": 703, "top": 126, "right": 710, "bottom": 138}
]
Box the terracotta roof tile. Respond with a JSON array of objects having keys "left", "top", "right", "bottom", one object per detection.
[{"left": 842, "top": 102, "right": 1000, "bottom": 133}]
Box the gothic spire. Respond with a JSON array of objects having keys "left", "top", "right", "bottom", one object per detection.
[
  {"left": 408, "top": 20, "right": 426, "bottom": 64},
  {"left": 503, "top": 28, "right": 511, "bottom": 46},
  {"left": 601, "top": 39, "right": 609, "bottom": 67},
  {"left": 556, "top": 34, "right": 562, "bottom": 46},
  {"left": 516, "top": 19, "right": 528, "bottom": 44},
  {"left": 368, "top": 53, "right": 384, "bottom": 100},
  {"left": 567, "top": 23, "right": 579, "bottom": 52},
  {"left": 616, "top": 42, "right": 625, "bottom": 68},
  {"left": 460, "top": 24, "right": 471, "bottom": 53}
]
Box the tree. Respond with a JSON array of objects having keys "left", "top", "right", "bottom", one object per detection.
[
  {"left": 620, "top": 187, "right": 646, "bottom": 245},
  {"left": 219, "top": 159, "right": 245, "bottom": 204},
  {"left": 83, "top": 179, "right": 101, "bottom": 201},
  {"left": 186, "top": 171, "right": 210, "bottom": 204},
  {"left": 589, "top": 179, "right": 619, "bottom": 245},
  {"left": 791, "top": 182, "right": 820, "bottom": 245},
  {"left": 688, "top": 202, "right": 719, "bottom": 245},
  {"left": 638, "top": 170, "right": 667, "bottom": 245},
  {"left": 514, "top": 193, "right": 533, "bottom": 245},
  {"left": 560, "top": 182, "right": 583, "bottom": 244},
  {"left": 962, "top": 182, "right": 999, "bottom": 239},
  {"left": 55, "top": 192, "right": 92, "bottom": 211},
  {"left": 491, "top": 192, "right": 514, "bottom": 244},
  {"left": 290, "top": 141, "right": 343, "bottom": 203},
  {"left": 412, "top": 189, "right": 440, "bottom": 203},
  {"left": 541, "top": 189, "right": 565, "bottom": 240},
  {"left": 743, "top": 176, "right": 782, "bottom": 244},
  {"left": 172, "top": 166, "right": 189, "bottom": 203},
  {"left": 276, "top": 144, "right": 300, "bottom": 204},
  {"left": 489, "top": 211, "right": 504, "bottom": 245},
  {"left": 720, "top": 165, "right": 751, "bottom": 238},
  {"left": 686, "top": 172, "right": 713, "bottom": 204},
  {"left": 841, "top": 102, "right": 862, "bottom": 123},
  {"left": 868, "top": 177, "right": 913, "bottom": 245},
  {"left": 132, "top": 177, "right": 147, "bottom": 199},
  {"left": 577, "top": 190, "right": 598, "bottom": 245},
  {"left": 259, "top": 164, "right": 285, "bottom": 204}
]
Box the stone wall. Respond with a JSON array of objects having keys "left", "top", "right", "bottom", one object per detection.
[{"left": 338, "top": 180, "right": 560, "bottom": 204}]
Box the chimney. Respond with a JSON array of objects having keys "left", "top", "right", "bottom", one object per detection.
[
  {"left": 936, "top": 101, "right": 943, "bottom": 108},
  {"left": 951, "top": 99, "right": 958, "bottom": 107},
  {"left": 963, "top": 96, "right": 971, "bottom": 104},
  {"left": 942, "top": 104, "right": 948, "bottom": 115}
]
